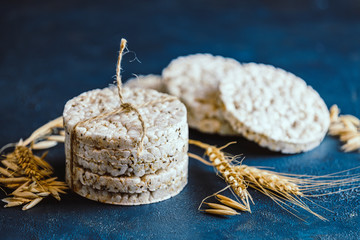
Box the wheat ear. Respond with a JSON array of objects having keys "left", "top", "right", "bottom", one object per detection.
[
  {"left": 0, "top": 117, "right": 67, "bottom": 210},
  {"left": 233, "top": 163, "right": 360, "bottom": 221},
  {"left": 189, "top": 139, "right": 252, "bottom": 212},
  {"left": 329, "top": 105, "right": 360, "bottom": 152}
]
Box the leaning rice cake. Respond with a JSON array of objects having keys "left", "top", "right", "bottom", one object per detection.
[
  {"left": 219, "top": 63, "right": 330, "bottom": 153},
  {"left": 162, "top": 54, "right": 242, "bottom": 135}
]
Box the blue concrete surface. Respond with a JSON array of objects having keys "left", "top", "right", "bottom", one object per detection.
[{"left": 0, "top": 0, "right": 359, "bottom": 239}]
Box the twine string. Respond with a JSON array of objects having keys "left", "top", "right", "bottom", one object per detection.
[
  {"left": 116, "top": 39, "right": 126, "bottom": 105},
  {"left": 68, "top": 38, "right": 176, "bottom": 188}
]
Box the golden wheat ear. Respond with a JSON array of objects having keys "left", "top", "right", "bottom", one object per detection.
[
  {"left": 189, "top": 140, "right": 252, "bottom": 213},
  {"left": 0, "top": 116, "right": 67, "bottom": 210},
  {"left": 190, "top": 139, "right": 360, "bottom": 221},
  {"left": 329, "top": 104, "right": 360, "bottom": 152},
  {"left": 233, "top": 164, "right": 360, "bottom": 221}
]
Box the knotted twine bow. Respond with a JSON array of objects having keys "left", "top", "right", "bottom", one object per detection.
[{"left": 69, "top": 39, "right": 176, "bottom": 188}]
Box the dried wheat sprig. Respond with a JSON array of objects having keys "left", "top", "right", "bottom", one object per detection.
[
  {"left": 232, "top": 163, "right": 360, "bottom": 221},
  {"left": 189, "top": 139, "right": 252, "bottom": 212},
  {"left": 189, "top": 140, "right": 360, "bottom": 220},
  {"left": 13, "top": 146, "right": 53, "bottom": 180},
  {"left": 0, "top": 127, "right": 67, "bottom": 210},
  {"left": 329, "top": 105, "right": 360, "bottom": 152}
]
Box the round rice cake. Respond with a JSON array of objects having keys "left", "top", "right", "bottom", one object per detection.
[
  {"left": 73, "top": 174, "right": 187, "bottom": 205},
  {"left": 219, "top": 63, "right": 330, "bottom": 153},
  {"left": 124, "top": 74, "right": 166, "bottom": 93},
  {"left": 72, "top": 154, "right": 188, "bottom": 194},
  {"left": 162, "top": 54, "right": 242, "bottom": 135},
  {"left": 71, "top": 140, "right": 187, "bottom": 177}
]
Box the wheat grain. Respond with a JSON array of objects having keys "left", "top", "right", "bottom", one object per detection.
[
  {"left": 48, "top": 187, "right": 61, "bottom": 201},
  {"left": 12, "top": 191, "right": 39, "bottom": 199},
  {"left": 204, "top": 209, "right": 239, "bottom": 216},
  {"left": 330, "top": 104, "right": 340, "bottom": 122},
  {"left": 2, "top": 197, "right": 31, "bottom": 204},
  {"left": 1, "top": 160, "right": 19, "bottom": 172},
  {"left": 22, "top": 197, "right": 43, "bottom": 210},
  {"left": 216, "top": 195, "right": 249, "bottom": 212},
  {"left": 0, "top": 167, "right": 13, "bottom": 177},
  {"left": 0, "top": 177, "right": 29, "bottom": 184},
  {"left": 5, "top": 201, "right": 26, "bottom": 208},
  {"left": 37, "top": 192, "right": 50, "bottom": 197},
  {"left": 203, "top": 202, "right": 238, "bottom": 213}
]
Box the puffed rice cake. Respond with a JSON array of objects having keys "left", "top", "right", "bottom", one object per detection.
[
  {"left": 63, "top": 86, "right": 188, "bottom": 205},
  {"left": 219, "top": 63, "right": 330, "bottom": 153},
  {"left": 162, "top": 54, "right": 242, "bottom": 135}
]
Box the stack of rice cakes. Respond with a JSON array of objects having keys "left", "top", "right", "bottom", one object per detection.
[{"left": 63, "top": 86, "right": 188, "bottom": 205}]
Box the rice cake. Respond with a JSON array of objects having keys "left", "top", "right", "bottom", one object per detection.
[
  {"left": 162, "top": 54, "right": 242, "bottom": 135},
  {"left": 124, "top": 74, "right": 166, "bottom": 93},
  {"left": 73, "top": 175, "right": 187, "bottom": 205},
  {"left": 71, "top": 141, "right": 187, "bottom": 177},
  {"left": 72, "top": 154, "right": 188, "bottom": 194},
  {"left": 219, "top": 63, "right": 330, "bottom": 153}
]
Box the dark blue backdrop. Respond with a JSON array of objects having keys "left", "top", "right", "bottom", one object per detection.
[{"left": 1, "top": 1, "right": 360, "bottom": 239}]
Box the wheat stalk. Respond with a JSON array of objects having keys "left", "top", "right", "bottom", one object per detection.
[
  {"left": 0, "top": 117, "right": 67, "bottom": 210},
  {"left": 329, "top": 105, "right": 360, "bottom": 152},
  {"left": 189, "top": 140, "right": 360, "bottom": 220},
  {"left": 235, "top": 163, "right": 360, "bottom": 221},
  {"left": 189, "top": 139, "right": 252, "bottom": 213}
]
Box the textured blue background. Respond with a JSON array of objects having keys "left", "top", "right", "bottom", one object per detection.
[{"left": 1, "top": 0, "right": 360, "bottom": 239}]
